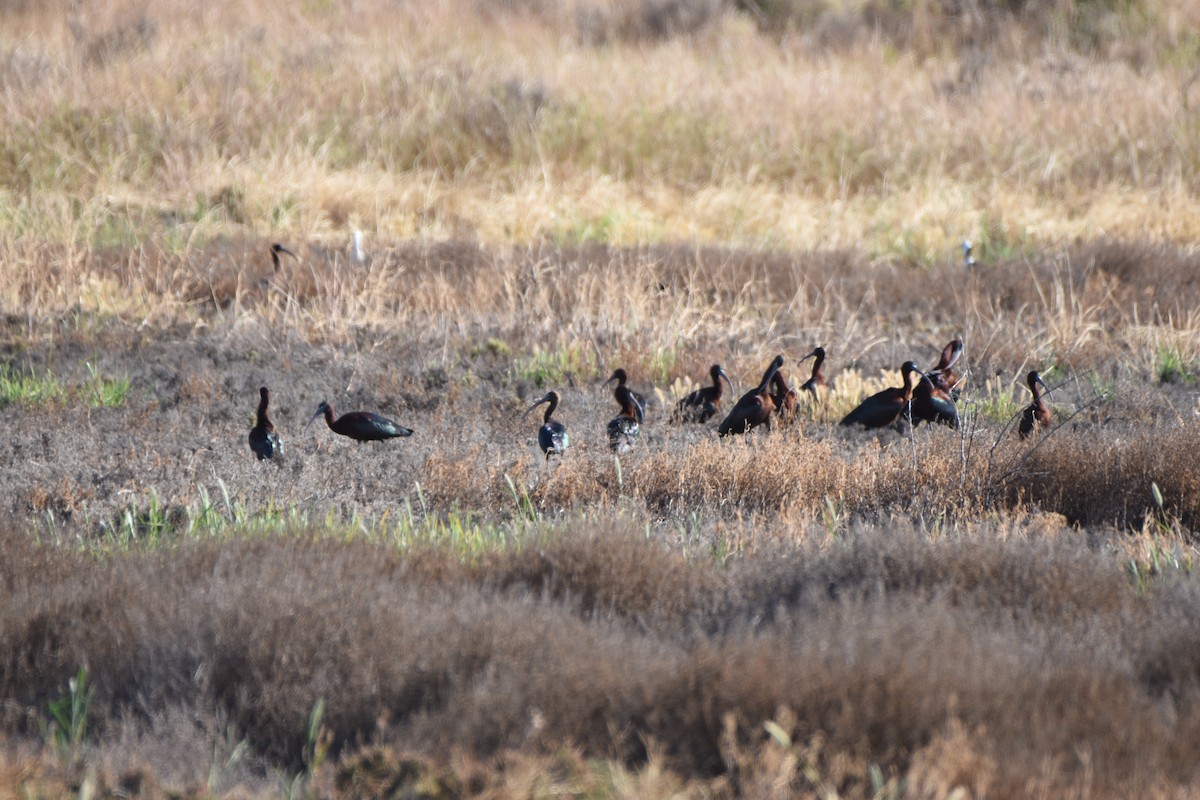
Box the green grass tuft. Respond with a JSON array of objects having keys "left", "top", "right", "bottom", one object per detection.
[
  {"left": 0, "top": 364, "right": 63, "bottom": 409},
  {"left": 83, "top": 361, "right": 131, "bottom": 408},
  {"left": 515, "top": 344, "right": 596, "bottom": 389}
]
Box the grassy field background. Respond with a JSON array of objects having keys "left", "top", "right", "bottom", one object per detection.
[{"left": 4, "top": 0, "right": 1200, "bottom": 796}]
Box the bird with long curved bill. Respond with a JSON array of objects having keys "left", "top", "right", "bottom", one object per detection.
[
  {"left": 248, "top": 386, "right": 283, "bottom": 460},
  {"left": 523, "top": 391, "right": 569, "bottom": 460},
  {"left": 718, "top": 355, "right": 784, "bottom": 436},
  {"left": 674, "top": 364, "right": 734, "bottom": 423},
  {"left": 304, "top": 401, "right": 413, "bottom": 443},
  {"left": 798, "top": 347, "right": 828, "bottom": 397},
  {"left": 270, "top": 243, "right": 298, "bottom": 272},
  {"left": 840, "top": 361, "right": 927, "bottom": 430},
  {"left": 1019, "top": 371, "right": 1052, "bottom": 440},
  {"left": 928, "top": 339, "right": 964, "bottom": 396},
  {"left": 602, "top": 368, "right": 647, "bottom": 424}
]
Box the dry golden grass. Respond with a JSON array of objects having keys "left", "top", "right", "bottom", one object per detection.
[
  {"left": 5, "top": 1, "right": 1200, "bottom": 796},
  {"left": 4, "top": 0, "right": 1200, "bottom": 273}
]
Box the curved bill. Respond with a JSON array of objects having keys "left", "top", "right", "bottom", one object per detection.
[
  {"left": 303, "top": 407, "right": 324, "bottom": 433},
  {"left": 717, "top": 366, "right": 735, "bottom": 395},
  {"left": 522, "top": 392, "right": 554, "bottom": 419}
]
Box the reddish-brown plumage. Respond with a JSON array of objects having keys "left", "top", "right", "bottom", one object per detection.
[
  {"left": 718, "top": 355, "right": 784, "bottom": 436},
  {"left": 840, "top": 361, "right": 925, "bottom": 429},
  {"left": 248, "top": 386, "right": 283, "bottom": 460},
  {"left": 770, "top": 370, "right": 799, "bottom": 422},
  {"left": 929, "top": 340, "right": 964, "bottom": 394},
  {"left": 1019, "top": 371, "right": 1052, "bottom": 440},
  {"left": 798, "top": 347, "right": 828, "bottom": 396},
  {"left": 675, "top": 364, "right": 734, "bottom": 423},
  {"left": 602, "top": 368, "right": 647, "bottom": 423},
  {"left": 607, "top": 384, "right": 643, "bottom": 452}
]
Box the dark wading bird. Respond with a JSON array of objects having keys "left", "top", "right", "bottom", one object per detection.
[
  {"left": 675, "top": 364, "right": 734, "bottom": 423},
  {"left": 1019, "top": 371, "right": 1052, "bottom": 440},
  {"left": 929, "top": 339, "right": 964, "bottom": 395},
  {"left": 523, "top": 391, "right": 569, "bottom": 460},
  {"left": 770, "top": 369, "right": 799, "bottom": 422},
  {"left": 305, "top": 401, "right": 413, "bottom": 443},
  {"left": 607, "top": 384, "right": 645, "bottom": 452},
  {"left": 602, "top": 368, "right": 647, "bottom": 423},
  {"left": 798, "top": 347, "right": 828, "bottom": 397},
  {"left": 840, "top": 361, "right": 926, "bottom": 430},
  {"left": 911, "top": 372, "right": 959, "bottom": 428},
  {"left": 270, "top": 243, "right": 298, "bottom": 271},
  {"left": 718, "top": 355, "right": 784, "bottom": 436},
  {"left": 248, "top": 386, "right": 283, "bottom": 460}
]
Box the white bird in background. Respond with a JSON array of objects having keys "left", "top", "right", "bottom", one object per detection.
[
  {"left": 962, "top": 239, "right": 976, "bottom": 267},
  {"left": 352, "top": 229, "right": 366, "bottom": 265}
]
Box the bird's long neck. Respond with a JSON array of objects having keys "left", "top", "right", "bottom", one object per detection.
[
  {"left": 756, "top": 361, "right": 781, "bottom": 395},
  {"left": 811, "top": 353, "right": 824, "bottom": 381},
  {"left": 543, "top": 397, "right": 557, "bottom": 424},
  {"left": 257, "top": 395, "right": 269, "bottom": 424},
  {"left": 710, "top": 369, "right": 723, "bottom": 396},
  {"left": 324, "top": 405, "right": 337, "bottom": 429},
  {"left": 617, "top": 386, "right": 638, "bottom": 418},
  {"left": 901, "top": 368, "right": 916, "bottom": 399}
]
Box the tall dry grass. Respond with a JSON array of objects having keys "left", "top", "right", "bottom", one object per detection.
[
  {"left": 3, "top": 522, "right": 1200, "bottom": 797},
  {"left": 2, "top": 0, "right": 1200, "bottom": 284},
  {"left": 4, "top": 2, "right": 1200, "bottom": 796}
]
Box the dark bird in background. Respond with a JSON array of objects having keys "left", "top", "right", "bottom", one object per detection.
[
  {"left": 798, "top": 346, "right": 828, "bottom": 397},
  {"left": 675, "top": 364, "right": 734, "bottom": 423},
  {"left": 1019, "top": 371, "right": 1052, "bottom": 440},
  {"left": 911, "top": 372, "right": 959, "bottom": 428},
  {"left": 270, "top": 243, "right": 298, "bottom": 271},
  {"left": 523, "top": 390, "right": 569, "bottom": 460},
  {"left": 607, "top": 384, "right": 644, "bottom": 452},
  {"left": 718, "top": 355, "right": 784, "bottom": 436},
  {"left": 304, "top": 401, "right": 413, "bottom": 442},
  {"left": 248, "top": 386, "right": 283, "bottom": 460},
  {"left": 770, "top": 369, "right": 799, "bottom": 422},
  {"left": 840, "top": 360, "right": 925, "bottom": 430},
  {"left": 602, "top": 368, "right": 647, "bottom": 423},
  {"left": 929, "top": 339, "right": 964, "bottom": 395}
]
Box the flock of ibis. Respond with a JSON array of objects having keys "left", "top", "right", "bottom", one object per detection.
[
  {"left": 514, "top": 339, "right": 1052, "bottom": 460},
  {"left": 249, "top": 242, "right": 1054, "bottom": 462},
  {"left": 249, "top": 336, "right": 1053, "bottom": 463}
]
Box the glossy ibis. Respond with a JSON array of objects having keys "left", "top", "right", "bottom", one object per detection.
[
  {"left": 602, "top": 368, "right": 648, "bottom": 423},
  {"left": 607, "top": 384, "right": 644, "bottom": 452},
  {"left": 523, "top": 391, "right": 569, "bottom": 460},
  {"left": 270, "top": 243, "right": 298, "bottom": 271},
  {"left": 1019, "top": 371, "right": 1052, "bottom": 440},
  {"left": 304, "top": 401, "right": 413, "bottom": 443},
  {"left": 675, "top": 364, "right": 734, "bottom": 423},
  {"left": 840, "top": 361, "right": 925, "bottom": 429},
  {"left": 911, "top": 372, "right": 959, "bottom": 428},
  {"left": 718, "top": 355, "right": 784, "bottom": 436},
  {"left": 928, "top": 339, "right": 964, "bottom": 395},
  {"left": 248, "top": 386, "right": 283, "bottom": 460},
  {"left": 770, "top": 369, "right": 799, "bottom": 422},
  {"left": 798, "top": 347, "right": 828, "bottom": 397}
]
